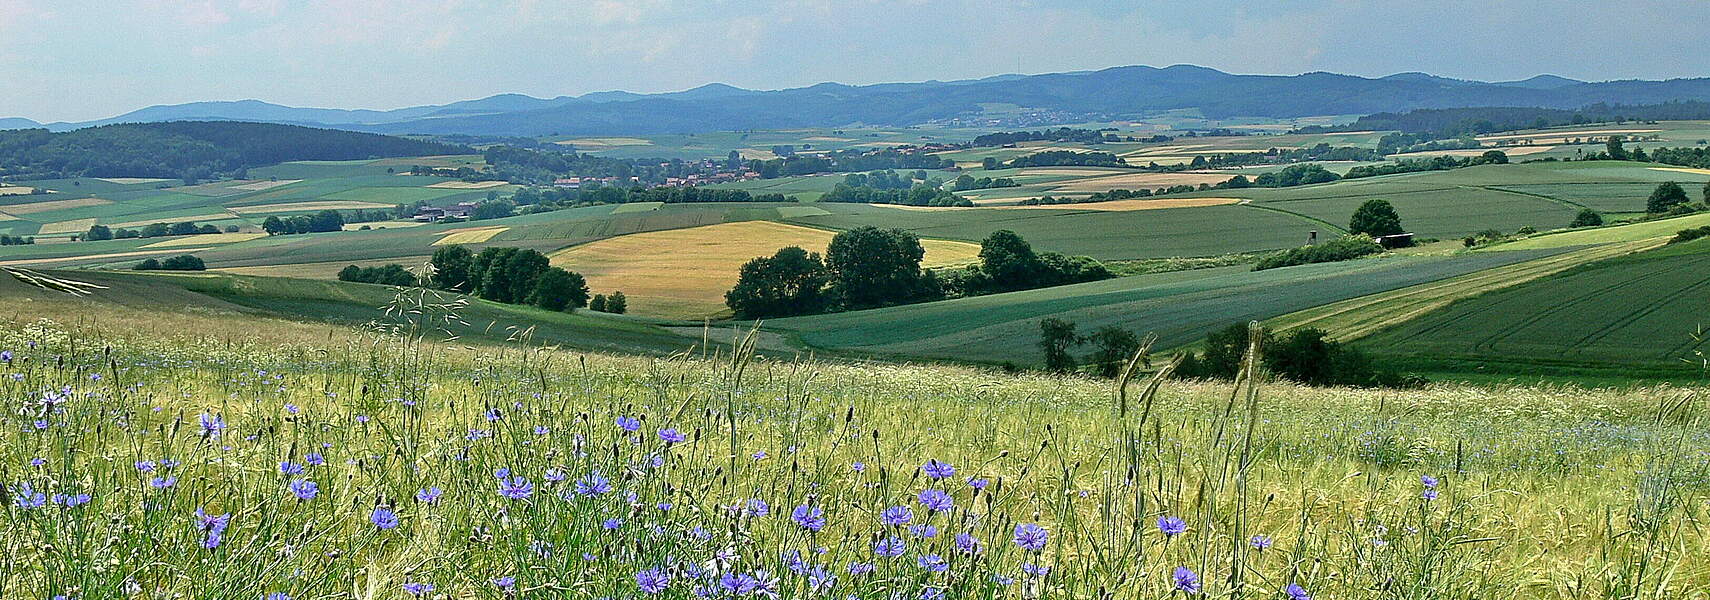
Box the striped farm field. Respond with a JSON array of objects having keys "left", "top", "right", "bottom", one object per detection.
[
  {"left": 229, "top": 201, "right": 396, "bottom": 214},
  {"left": 0, "top": 247, "right": 214, "bottom": 267},
  {"left": 109, "top": 213, "right": 237, "bottom": 228},
  {"left": 995, "top": 197, "right": 1243, "bottom": 211},
  {"left": 0, "top": 197, "right": 113, "bottom": 215},
  {"left": 36, "top": 217, "right": 98, "bottom": 235},
  {"left": 550, "top": 220, "right": 981, "bottom": 319},
  {"left": 432, "top": 227, "right": 510, "bottom": 246},
  {"left": 142, "top": 233, "right": 269, "bottom": 248}
]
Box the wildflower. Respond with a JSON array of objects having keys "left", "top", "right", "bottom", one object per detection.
[
  {"left": 921, "top": 587, "right": 945, "bottom": 600},
  {"left": 968, "top": 477, "right": 990, "bottom": 490},
  {"left": 1157, "top": 515, "right": 1187, "bottom": 537},
  {"left": 807, "top": 566, "right": 837, "bottom": 593},
  {"left": 752, "top": 450, "right": 768, "bottom": 460},
  {"left": 1173, "top": 566, "right": 1201, "bottom": 594},
  {"left": 13, "top": 483, "right": 46, "bottom": 509},
  {"left": 492, "top": 576, "right": 516, "bottom": 590},
  {"left": 1422, "top": 489, "right": 1439, "bottom": 501},
  {"left": 1285, "top": 583, "right": 1311, "bottom": 600},
  {"left": 574, "top": 471, "right": 612, "bottom": 496},
  {"left": 792, "top": 504, "right": 826, "bottom": 532},
  {"left": 370, "top": 506, "right": 399, "bottom": 530},
  {"left": 636, "top": 568, "right": 671, "bottom": 594},
  {"left": 415, "top": 487, "right": 443, "bottom": 504},
  {"left": 198, "top": 412, "right": 226, "bottom": 438},
  {"left": 195, "top": 508, "right": 230, "bottom": 549},
  {"left": 658, "top": 428, "right": 686, "bottom": 443},
  {"left": 1250, "top": 534, "right": 1273, "bottom": 550},
  {"left": 1421, "top": 474, "right": 1439, "bottom": 489},
  {"left": 851, "top": 461, "right": 866, "bottom": 473},
  {"left": 848, "top": 562, "right": 875, "bottom": 575},
  {"left": 0, "top": 350, "right": 10, "bottom": 362},
  {"left": 149, "top": 476, "right": 177, "bottom": 489},
  {"left": 922, "top": 459, "right": 955, "bottom": 479},
  {"left": 918, "top": 489, "right": 954, "bottom": 513},
  {"left": 265, "top": 593, "right": 292, "bottom": 600},
  {"left": 917, "top": 554, "right": 948, "bottom": 573},
  {"left": 744, "top": 498, "right": 770, "bottom": 517},
  {"left": 485, "top": 408, "right": 502, "bottom": 421},
  {"left": 498, "top": 475, "right": 534, "bottom": 500},
  {"left": 1013, "top": 523, "right": 1048, "bottom": 552},
  {"left": 304, "top": 452, "right": 325, "bottom": 466},
  {"left": 284, "top": 403, "right": 300, "bottom": 415},
  {"left": 874, "top": 536, "right": 907, "bottom": 557},
  {"left": 954, "top": 532, "right": 983, "bottom": 554},
  {"left": 135, "top": 460, "right": 157, "bottom": 472},
  {"left": 279, "top": 461, "right": 304, "bottom": 475},
  {"left": 616, "top": 415, "right": 641, "bottom": 431},
  {"left": 910, "top": 524, "right": 940, "bottom": 538},
  {"left": 402, "top": 582, "right": 433, "bottom": 596},
  {"left": 29, "top": 457, "right": 45, "bottom": 467},
  {"left": 54, "top": 492, "right": 91, "bottom": 508},
  {"left": 603, "top": 517, "right": 623, "bottom": 530},
  {"left": 881, "top": 505, "right": 914, "bottom": 526},
  {"left": 533, "top": 425, "right": 550, "bottom": 435},
  {"left": 288, "top": 479, "right": 319, "bottom": 501}
]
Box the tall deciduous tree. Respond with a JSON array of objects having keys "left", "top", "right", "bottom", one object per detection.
[
  {"left": 1648, "top": 181, "right": 1689, "bottom": 213},
  {"left": 825, "top": 227, "right": 932, "bottom": 311},
  {"left": 725, "top": 246, "right": 829, "bottom": 319},
  {"left": 1348, "top": 199, "right": 1404, "bottom": 237}
]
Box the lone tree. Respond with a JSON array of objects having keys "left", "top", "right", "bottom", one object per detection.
[
  {"left": 725, "top": 246, "right": 830, "bottom": 319},
  {"left": 1570, "top": 208, "right": 1604, "bottom": 228},
  {"left": 825, "top": 226, "right": 933, "bottom": 311},
  {"left": 1038, "top": 318, "right": 1081, "bottom": 374},
  {"left": 1084, "top": 325, "right": 1141, "bottom": 378},
  {"left": 1648, "top": 181, "right": 1689, "bottom": 213},
  {"left": 1348, "top": 199, "right": 1404, "bottom": 238},
  {"left": 1605, "top": 135, "right": 1627, "bottom": 160},
  {"left": 606, "top": 291, "right": 627, "bottom": 314}
]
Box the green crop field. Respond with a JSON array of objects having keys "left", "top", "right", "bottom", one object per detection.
[
  {"left": 1357, "top": 238, "right": 1710, "bottom": 373},
  {"left": 763, "top": 248, "right": 1571, "bottom": 365}
]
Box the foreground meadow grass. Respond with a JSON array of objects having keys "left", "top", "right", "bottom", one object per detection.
[{"left": 2, "top": 297, "right": 1709, "bottom": 599}]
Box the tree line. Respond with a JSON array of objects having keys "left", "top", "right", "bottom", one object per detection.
[
  {"left": 1037, "top": 319, "right": 1421, "bottom": 387},
  {"left": 134, "top": 255, "right": 206, "bottom": 271},
  {"left": 85, "top": 221, "right": 236, "bottom": 241},
  {"left": 1299, "top": 101, "right": 1710, "bottom": 140},
  {"left": 262, "top": 211, "right": 347, "bottom": 235},
  {"left": 969, "top": 128, "right": 1134, "bottom": 147}
]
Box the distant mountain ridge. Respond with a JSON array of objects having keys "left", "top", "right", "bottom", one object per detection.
[{"left": 4, "top": 65, "right": 1706, "bottom": 136}]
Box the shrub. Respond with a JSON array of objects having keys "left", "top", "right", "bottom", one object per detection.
[
  {"left": 1570, "top": 209, "right": 1603, "bottom": 228},
  {"left": 1648, "top": 181, "right": 1689, "bottom": 213},
  {"left": 1253, "top": 235, "right": 1383, "bottom": 271},
  {"left": 337, "top": 264, "right": 417, "bottom": 286},
  {"left": 1670, "top": 225, "right": 1710, "bottom": 244},
  {"left": 136, "top": 255, "right": 205, "bottom": 271}
]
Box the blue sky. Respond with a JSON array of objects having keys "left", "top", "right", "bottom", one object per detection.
[{"left": 3, "top": 0, "right": 1709, "bottom": 122}]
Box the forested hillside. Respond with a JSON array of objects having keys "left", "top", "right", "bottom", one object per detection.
[{"left": 0, "top": 121, "right": 467, "bottom": 180}]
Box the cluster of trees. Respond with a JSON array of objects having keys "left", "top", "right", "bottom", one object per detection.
[
  {"left": 134, "top": 255, "right": 205, "bottom": 271},
  {"left": 820, "top": 182, "right": 971, "bottom": 206},
  {"left": 1645, "top": 181, "right": 1709, "bottom": 214},
  {"left": 429, "top": 245, "right": 591, "bottom": 311},
  {"left": 841, "top": 170, "right": 925, "bottom": 190},
  {"left": 1342, "top": 151, "right": 1508, "bottom": 179},
  {"left": 1253, "top": 234, "right": 1383, "bottom": 271},
  {"left": 337, "top": 264, "right": 418, "bottom": 286},
  {"left": 937, "top": 230, "right": 1111, "bottom": 298},
  {"left": 725, "top": 227, "right": 943, "bottom": 319},
  {"left": 0, "top": 122, "right": 464, "bottom": 181},
  {"left": 509, "top": 185, "right": 787, "bottom": 212},
  {"left": 1036, "top": 318, "right": 1143, "bottom": 376},
  {"left": 970, "top": 128, "right": 1131, "bottom": 147},
  {"left": 1187, "top": 144, "right": 1383, "bottom": 169},
  {"left": 589, "top": 292, "right": 628, "bottom": 314},
  {"left": 85, "top": 221, "right": 233, "bottom": 241},
  {"left": 950, "top": 174, "right": 1018, "bottom": 191},
  {"left": 261, "top": 211, "right": 346, "bottom": 235},
  {"left": 0, "top": 234, "right": 35, "bottom": 245},
  {"left": 1004, "top": 150, "right": 1126, "bottom": 169},
  {"left": 1570, "top": 208, "right": 1604, "bottom": 228},
  {"left": 1376, "top": 134, "right": 1483, "bottom": 155},
  {"left": 1172, "top": 323, "right": 1421, "bottom": 388},
  {"left": 430, "top": 244, "right": 591, "bottom": 311}
]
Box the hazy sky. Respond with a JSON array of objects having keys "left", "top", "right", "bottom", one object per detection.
[{"left": 5, "top": 0, "right": 1709, "bottom": 122}]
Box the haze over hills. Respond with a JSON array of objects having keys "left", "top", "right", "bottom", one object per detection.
[{"left": 4, "top": 64, "right": 1708, "bottom": 136}]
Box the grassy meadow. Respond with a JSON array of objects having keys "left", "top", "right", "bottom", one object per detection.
[{"left": 2, "top": 273, "right": 1709, "bottom": 599}]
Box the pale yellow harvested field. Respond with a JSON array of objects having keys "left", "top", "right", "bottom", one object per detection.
[
  {"left": 0, "top": 247, "right": 213, "bottom": 267},
  {"left": 229, "top": 201, "right": 394, "bottom": 214},
  {"left": 142, "top": 233, "right": 267, "bottom": 248},
  {"left": 0, "top": 197, "right": 112, "bottom": 215},
  {"left": 110, "top": 213, "right": 236, "bottom": 228},
  {"left": 432, "top": 227, "right": 509, "bottom": 246},
  {"left": 425, "top": 180, "right": 509, "bottom": 189},
  {"left": 1477, "top": 128, "right": 1660, "bottom": 142},
  {"left": 548, "top": 221, "right": 980, "bottom": 318},
  {"left": 0, "top": 212, "right": 17, "bottom": 221},
  {"left": 1015, "top": 168, "right": 1134, "bottom": 177},
  {"left": 229, "top": 180, "right": 302, "bottom": 191},
  {"left": 997, "top": 197, "right": 1243, "bottom": 211},
  {"left": 1045, "top": 171, "right": 1235, "bottom": 193},
  {"left": 96, "top": 178, "right": 171, "bottom": 184},
  {"left": 36, "top": 218, "right": 98, "bottom": 235},
  {"left": 0, "top": 186, "right": 41, "bottom": 196},
  {"left": 1649, "top": 167, "right": 1710, "bottom": 176},
  {"left": 737, "top": 148, "right": 779, "bottom": 160}
]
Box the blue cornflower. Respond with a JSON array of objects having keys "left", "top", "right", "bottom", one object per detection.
[
  {"left": 195, "top": 508, "right": 230, "bottom": 548},
  {"left": 792, "top": 504, "right": 826, "bottom": 532},
  {"left": 13, "top": 483, "right": 46, "bottom": 509},
  {"left": 921, "top": 587, "right": 945, "bottom": 600},
  {"left": 657, "top": 428, "right": 686, "bottom": 443},
  {"left": 485, "top": 408, "right": 502, "bottom": 421},
  {"left": 881, "top": 505, "right": 913, "bottom": 526},
  {"left": 918, "top": 489, "right": 954, "bottom": 513},
  {"left": 0, "top": 350, "right": 11, "bottom": 362},
  {"left": 1250, "top": 534, "right": 1274, "bottom": 550},
  {"left": 1022, "top": 563, "right": 1050, "bottom": 577},
  {"left": 135, "top": 460, "right": 157, "bottom": 473},
  {"left": 851, "top": 461, "right": 866, "bottom": 473},
  {"left": 917, "top": 554, "right": 948, "bottom": 573},
  {"left": 53, "top": 492, "right": 91, "bottom": 508},
  {"left": 574, "top": 471, "right": 612, "bottom": 496},
  {"left": 492, "top": 576, "right": 516, "bottom": 590},
  {"left": 198, "top": 412, "right": 226, "bottom": 438},
  {"left": 415, "top": 487, "right": 443, "bottom": 504},
  {"left": 370, "top": 506, "right": 399, "bottom": 530},
  {"left": 954, "top": 532, "right": 983, "bottom": 554},
  {"left": 304, "top": 452, "right": 325, "bottom": 466},
  {"left": 922, "top": 459, "right": 955, "bottom": 479},
  {"left": 807, "top": 566, "right": 837, "bottom": 593},
  {"left": 874, "top": 536, "right": 907, "bottom": 557},
  {"left": 265, "top": 593, "right": 292, "bottom": 600},
  {"left": 1173, "top": 566, "right": 1201, "bottom": 594},
  {"left": 616, "top": 415, "right": 641, "bottom": 431},
  {"left": 494, "top": 467, "right": 511, "bottom": 480},
  {"left": 1422, "top": 489, "right": 1439, "bottom": 501},
  {"left": 402, "top": 582, "right": 433, "bottom": 596},
  {"left": 1421, "top": 474, "right": 1439, "bottom": 489},
  {"left": 533, "top": 425, "right": 550, "bottom": 435},
  {"left": 636, "top": 568, "right": 671, "bottom": 594},
  {"left": 1285, "top": 583, "right": 1311, "bottom": 600},
  {"left": 968, "top": 477, "right": 990, "bottom": 490},
  {"left": 848, "top": 562, "right": 875, "bottom": 575},
  {"left": 279, "top": 461, "right": 304, "bottom": 475},
  {"left": 1157, "top": 515, "right": 1187, "bottom": 537},
  {"left": 149, "top": 476, "right": 177, "bottom": 489},
  {"left": 288, "top": 479, "right": 318, "bottom": 501},
  {"left": 284, "top": 403, "right": 300, "bottom": 415},
  {"left": 909, "top": 524, "right": 939, "bottom": 539},
  {"left": 498, "top": 475, "right": 534, "bottom": 500},
  {"left": 602, "top": 517, "right": 623, "bottom": 530},
  {"left": 1013, "top": 523, "right": 1048, "bottom": 552},
  {"left": 745, "top": 498, "right": 770, "bottom": 517}
]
